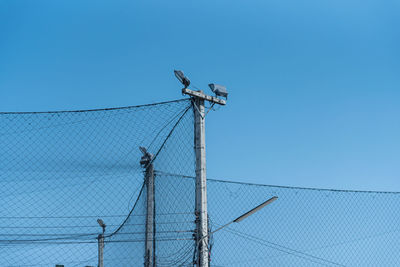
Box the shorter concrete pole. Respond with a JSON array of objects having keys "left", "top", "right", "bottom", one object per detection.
[{"left": 98, "top": 234, "right": 104, "bottom": 267}]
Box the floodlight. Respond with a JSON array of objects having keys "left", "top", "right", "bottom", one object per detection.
[
  {"left": 174, "top": 70, "right": 190, "bottom": 88},
  {"left": 139, "top": 146, "right": 148, "bottom": 155},
  {"left": 208, "top": 84, "right": 228, "bottom": 99},
  {"left": 139, "top": 146, "right": 153, "bottom": 167},
  {"left": 97, "top": 219, "right": 106, "bottom": 229}
]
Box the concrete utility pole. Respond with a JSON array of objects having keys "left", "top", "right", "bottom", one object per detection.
[
  {"left": 96, "top": 219, "right": 106, "bottom": 267},
  {"left": 182, "top": 88, "right": 226, "bottom": 267},
  {"left": 97, "top": 234, "right": 104, "bottom": 267},
  {"left": 194, "top": 96, "right": 208, "bottom": 267},
  {"left": 140, "top": 147, "right": 155, "bottom": 267}
]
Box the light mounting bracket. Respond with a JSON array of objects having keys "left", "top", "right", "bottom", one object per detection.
[
  {"left": 182, "top": 88, "right": 226, "bottom": 106},
  {"left": 182, "top": 88, "right": 225, "bottom": 119}
]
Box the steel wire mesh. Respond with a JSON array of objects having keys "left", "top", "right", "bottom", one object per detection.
[
  {"left": 0, "top": 99, "right": 194, "bottom": 266},
  {"left": 206, "top": 179, "right": 400, "bottom": 267},
  {"left": 1, "top": 99, "right": 400, "bottom": 267}
]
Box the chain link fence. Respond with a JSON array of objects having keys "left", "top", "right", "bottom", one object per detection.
[
  {"left": 1, "top": 99, "right": 399, "bottom": 266},
  {"left": 206, "top": 179, "right": 400, "bottom": 267},
  {"left": 0, "top": 99, "right": 194, "bottom": 266}
]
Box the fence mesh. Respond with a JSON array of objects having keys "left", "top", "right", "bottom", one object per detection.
[
  {"left": 1, "top": 99, "right": 400, "bottom": 267},
  {"left": 205, "top": 179, "right": 400, "bottom": 267},
  {"left": 0, "top": 99, "right": 195, "bottom": 266}
]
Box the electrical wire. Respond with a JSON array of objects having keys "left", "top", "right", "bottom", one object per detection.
[
  {"left": 0, "top": 230, "right": 194, "bottom": 237},
  {"left": 0, "top": 212, "right": 193, "bottom": 219},
  {"left": 152, "top": 170, "right": 400, "bottom": 194},
  {"left": 0, "top": 220, "right": 194, "bottom": 229},
  {"left": 0, "top": 237, "right": 194, "bottom": 245},
  {"left": 223, "top": 227, "right": 346, "bottom": 267}
]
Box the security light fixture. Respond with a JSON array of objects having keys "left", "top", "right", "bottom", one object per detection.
[
  {"left": 174, "top": 70, "right": 190, "bottom": 88},
  {"left": 139, "top": 146, "right": 148, "bottom": 155},
  {"left": 197, "top": 196, "right": 278, "bottom": 251},
  {"left": 233, "top": 196, "right": 278, "bottom": 223},
  {"left": 208, "top": 84, "right": 228, "bottom": 99},
  {"left": 97, "top": 219, "right": 106, "bottom": 233},
  {"left": 139, "top": 146, "right": 153, "bottom": 167}
]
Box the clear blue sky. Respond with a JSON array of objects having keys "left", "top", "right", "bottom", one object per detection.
[{"left": 1, "top": 0, "right": 399, "bottom": 191}]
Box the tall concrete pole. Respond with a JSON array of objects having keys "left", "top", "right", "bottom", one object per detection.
[
  {"left": 180, "top": 86, "right": 226, "bottom": 267},
  {"left": 194, "top": 97, "right": 209, "bottom": 267}
]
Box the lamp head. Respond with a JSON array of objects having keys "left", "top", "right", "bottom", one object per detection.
[
  {"left": 233, "top": 196, "right": 278, "bottom": 223},
  {"left": 139, "top": 146, "right": 153, "bottom": 167},
  {"left": 97, "top": 219, "right": 106, "bottom": 229},
  {"left": 139, "top": 146, "right": 148, "bottom": 155},
  {"left": 174, "top": 70, "right": 190, "bottom": 88},
  {"left": 208, "top": 84, "right": 228, "bottom": 99}
]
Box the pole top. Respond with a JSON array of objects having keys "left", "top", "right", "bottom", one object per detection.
[{"left": 139, "top": 146, "right": 153, "bottom": 167}]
